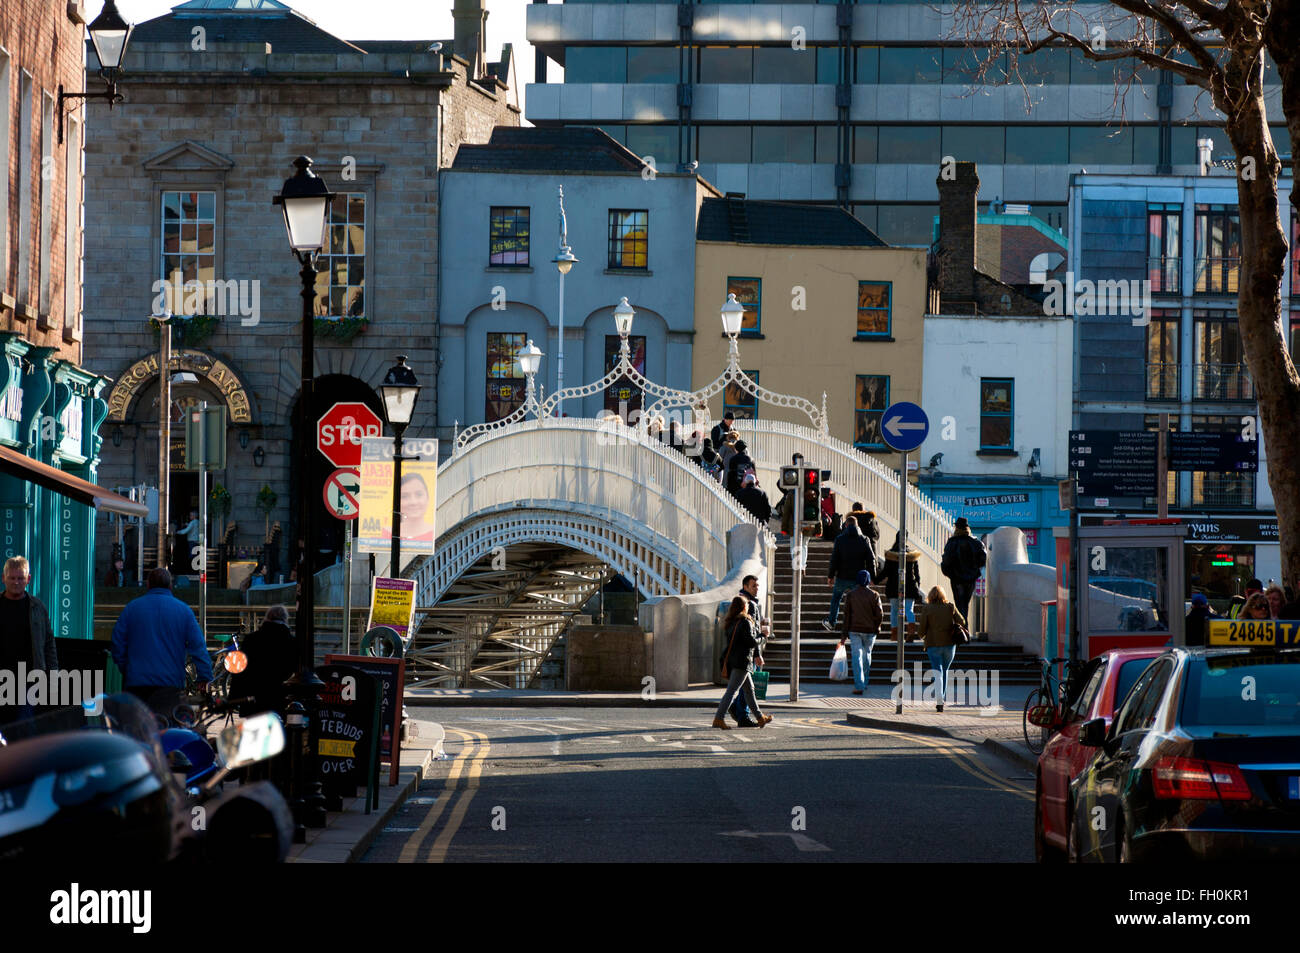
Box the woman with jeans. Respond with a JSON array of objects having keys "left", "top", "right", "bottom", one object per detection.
[
  {"left": 713, "top": 596, "right": 772, "bottom": 729},
  {"left": 918, "top": 585, "right": 966, "bottom": 712}
]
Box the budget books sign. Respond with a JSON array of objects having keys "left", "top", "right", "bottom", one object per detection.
[{"left": 357, "top": 436, "right": 438, "bottom": 555}]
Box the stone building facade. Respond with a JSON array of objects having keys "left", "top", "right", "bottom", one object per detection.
[{"left": 82, "top": 0, "right": 518, "bottom": 578}]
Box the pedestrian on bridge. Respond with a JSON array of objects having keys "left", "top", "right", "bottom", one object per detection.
[
  {"left": 710, "top": 411, "right": 736, "bottom": 451},
  {"left": 726, "top": 440, "right": 757, "bottom": 496},
  {"left": 941, "top": 518, "right": 987, "bottom": 624},
  {"left": 737, "top": 472, "right": 772, "bottom": 524},
  {"left": 714, "top": 596, "right": 771, "bottom": 730},
  {"left": 822, "top": 514, "right": 876, "bottom": 631},
  {"left": 838, "top": 569, "right": 883, "bottom": 695}
]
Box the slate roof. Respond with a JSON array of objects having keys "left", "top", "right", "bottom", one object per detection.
[
  {"left": 451, "top": 126, "right": 647, "bottom": 174},
  {"left": 133, "top": 7, "right": 366, "bottom": 54},
  {"left": 697, "top": 197, "right": 886, "bottom": 247}
]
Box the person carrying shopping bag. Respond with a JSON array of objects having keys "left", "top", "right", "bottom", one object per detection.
[
  {"left": 917, "top": 585, "right": 967, "bottom": 712},
  {"left": 713, "top": 596, "right": 772, "bottom": 730},
  {"left": 838, "top": 569, "right": 883, "bottom": 696}
]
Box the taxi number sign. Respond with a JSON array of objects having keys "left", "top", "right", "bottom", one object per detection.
[{"left": 1207, "top": 619, "right": 1300, "bottom": 647}]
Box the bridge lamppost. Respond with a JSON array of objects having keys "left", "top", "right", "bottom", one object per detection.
[
  {"left": 380, "top": 355, "right": 421, "bottom": 575},
  {"left": 519, "top": 339, "right": 544, "bottom": 398},
  {"left": 552, "top": 186, "right": 578, "bottom": 415},
  {"left": 720, "top": 292, "right": 746, "bottom": 352}
]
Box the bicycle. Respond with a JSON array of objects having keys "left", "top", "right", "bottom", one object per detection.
[
  {"left": 186, "top": 628, "right": 248, "bottom": 703},
  {"left": 1022, "top": 656, "right": 1079, "bottom": 756}
]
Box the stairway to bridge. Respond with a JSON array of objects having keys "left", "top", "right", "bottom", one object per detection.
[{"left": 761, "top": 540, "right": 1038, "bottom": 686}]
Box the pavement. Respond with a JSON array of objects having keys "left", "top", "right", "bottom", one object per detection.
[{"left": 286, "top": 679, "right": 1039, "bottom": 861}]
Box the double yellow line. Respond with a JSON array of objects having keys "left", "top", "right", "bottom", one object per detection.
[
  {"left": 798, "top": 717, "right": 1033, "bottom": 801},
  {"left": 398, "top": 727, "right": 491, "bottom": 863}
]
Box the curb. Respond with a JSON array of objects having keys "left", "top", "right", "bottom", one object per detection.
[
  {"left": 288, "top": 746, "right": 435, "bottom": 864},
  {"left": 980, "top": 736, "right": 1039, "bottom": 772},
  {"left": 844, "top": 710, "right": 1040, "bottom": 771}
]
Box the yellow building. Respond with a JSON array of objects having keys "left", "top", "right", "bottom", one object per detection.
[{"left": 692, "top": 197, "right": 927, "bottom": 466}]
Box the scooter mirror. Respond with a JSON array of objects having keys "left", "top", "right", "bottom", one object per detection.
[{"left": 217, "top": 712, "right": 285, "bottom": 768}]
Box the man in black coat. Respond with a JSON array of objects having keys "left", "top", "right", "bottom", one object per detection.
[
  {"left": 1184, "top": 593, "right": 1216, "bottom": 647},
  {"left": 941, "top": 517, "right": 987, "bottom": 622},
  {"left": 710, "top": 412, "right": 736, "bottom": 452},
  {"left": 229, "top": 605, "right": 297, "bottom": 715},
  {"left": 726, "top": 440, "right": 757, "bottom": 496},
  {"left": 736, "top": 473, "right": 771, "bottom": 524},
  {"left": 1, "top": 555, "right": 58, "bottom": 725},
  {"left": 821, "top": 515, "right": 876, "bottom": 631}
]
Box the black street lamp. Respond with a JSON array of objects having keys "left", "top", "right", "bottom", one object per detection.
[
  {"left": 273, "top": 155, "right": 335, "bottom": 837},
  {"left": 58, "top": 0, "right": 134, "bottom": 144},
  {"left": 379, "top": 355, "right": 421, "bottom": 574}
]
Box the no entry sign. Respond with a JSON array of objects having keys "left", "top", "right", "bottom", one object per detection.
[
  {"left": 318, "top": 402, "right": 383, "bottom": 468},
  {"left": 323, "top": 467, "right": 362, "bottom": 520}
]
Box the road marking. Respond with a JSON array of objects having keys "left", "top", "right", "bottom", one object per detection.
[
  {"left": 425, "top": 726, "right": 491, "bottom": 864},
  {"left": 719, "top": 830, "right": 832, "bottom": 852},
  {"left": 798, "top": 717, "right": 1032, "bottom": 801},
  {"left": 642, "top": 735, "right": 657, "bottom": 743},
  {"left": 398, "top": 729, "right": 477, "bottom": 863}
]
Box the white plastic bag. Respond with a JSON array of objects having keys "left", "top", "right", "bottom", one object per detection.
[{"left": 829, "top": 644, "right": 849, "bottom": 681}]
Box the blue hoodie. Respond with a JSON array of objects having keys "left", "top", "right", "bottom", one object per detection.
[{"left": 111, "top": 587, "right": 213, "bottom": 688}]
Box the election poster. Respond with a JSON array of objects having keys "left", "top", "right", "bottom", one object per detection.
[{"left": 357, "top": 436, "right": 438, "bottom": 555}]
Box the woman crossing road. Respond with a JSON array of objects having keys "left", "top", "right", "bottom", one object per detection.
[{"left": 713, "top": 596, "right": 772, "bottom": 730}]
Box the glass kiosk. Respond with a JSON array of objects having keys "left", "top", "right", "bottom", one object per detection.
[{"left": 1078, "top": 523, "right": 1188, "bottom": 657}]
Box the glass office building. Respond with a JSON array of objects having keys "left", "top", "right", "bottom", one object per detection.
[{"left": 526, "top": 1, "right": 1290, "bottom": 244}]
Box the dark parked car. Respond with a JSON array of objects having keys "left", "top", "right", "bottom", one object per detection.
[{"left": 1068, "top": 646, "right": 1300, "bottom": 861}]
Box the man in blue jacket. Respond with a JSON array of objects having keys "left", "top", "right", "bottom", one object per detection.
[{"left": 111, "top": 568, "right": 212, "bottom": 716}]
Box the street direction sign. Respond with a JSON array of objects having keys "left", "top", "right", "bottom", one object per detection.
[
  {"left": 318, "top": 402, "right": 383, "bottom": 468},
  {"left": 1068, "top": 430, "right": 1158, "bottom": 498},
  {"left": 323, "top": 467, "right": 362, "bottom": 520},
  {"left": 1168, "top": 431, "right": 1258, "bottom": 473},
  {"left": 880, "top": 401, "right": 929, "bottom": 453}
]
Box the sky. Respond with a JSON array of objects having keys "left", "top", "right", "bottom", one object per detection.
[{"left": 120, "top": 0, "right": 537, "bottom": 100}]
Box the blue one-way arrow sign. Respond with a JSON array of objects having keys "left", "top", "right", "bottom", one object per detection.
[{"left": 881, "top": 401, "right": 929, "bottom": 453}]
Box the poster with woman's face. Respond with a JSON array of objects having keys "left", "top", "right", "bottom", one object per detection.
[{"left": 357, "top": 437, "right": 438, "bottom": 555}]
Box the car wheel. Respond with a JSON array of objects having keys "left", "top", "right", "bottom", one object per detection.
[{"left": 1034, "top": 776, "right": 1064, "bottom": 863}]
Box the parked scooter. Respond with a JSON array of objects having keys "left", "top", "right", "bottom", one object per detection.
[{"left": 0, "top": 693, "right": 293, "bottom": 863}]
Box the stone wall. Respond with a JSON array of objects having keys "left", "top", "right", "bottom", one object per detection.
[{"left": 565, "top": 625, "right": 651, "bottom": 691}]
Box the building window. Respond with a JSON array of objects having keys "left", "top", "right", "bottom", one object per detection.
[
  {"left": 161, "top": 190, "right": 216, "bottom": 315},
  {"left": 1147, "top": 204, "right": 1181, "bottom": 294},
  {"left": 698, "top": 125, "right": 752, "bottom": 164},
  {"left": 485, "top": 332, "right": 526, "bottom": 423},
  {"left": 38, "top": 91, "right": 53, "bottom": 317},
  {"left": 727, "top": 277, "right": 761, "bottom": 336},
  {"left": 625, "top": 126, "right": 679, "bottom": 167},
  {"left": 627, "top": 46, "right": 676, "bottom": 84},
  {"left": 724, "top": 370, "right": 759, "bottom": 420},
  {"left": 0, "top": 49, "right": 9, "bottom": 285},
  {"left": 16, "top": 70, "right": 32, "bottom": 306},
  {"left": 489, "top": 206, "right": 529, "bottom": 266},
  {"left": 1005, "top": 125, "right": 1068, "bottom": 164},
  {"left": 1146, "top": 310, "right": 1179, "bottom": 400},
  {"left": 753, "top": 47, "right": 815, "bottom": 84},
  {"left": 699, "top": 47, "right": 754, "bottom": 84},
  {"left": 565, "top": 47, "right": 627, "bottom": 83},
  {"left": 604, "top": 334, "right": 646, "bottom": 416},
  {"left": 1191, "top": 415, "right": 1255, "bottom": 508},
  {"left": 752, "top": 126, "right": 813, "bottom": 163},
  {"left": 856, "top": 281, "right": 891, "bottom": 337},
  {"left": 1194, "top": 204, "right": 1241, "bottom": 294},
  {"left": 1193, "top": 309, "right": 1252, "bottom": 400},
  {"left": 315, "top": 193, "right": 366, "bottom": 317},
  {"left": 854, "top": 374, "right": 889, "bottom": 449},
  {"left": 608, "top": 209, "right": 648, "bottom": 269},
  {"left": 64, "top": 116, "right": 81, "bottom": 333},
  {"left": 979, "top": 378, "right": 1014, "bottom": 450}
]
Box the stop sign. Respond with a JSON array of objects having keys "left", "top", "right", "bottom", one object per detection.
[{"left": 317, "top": 402, "right": 383, "bottom": 467}]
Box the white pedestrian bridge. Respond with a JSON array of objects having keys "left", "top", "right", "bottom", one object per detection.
[{"left": 406, "top": 415, "right": 956, "bottom": 691}]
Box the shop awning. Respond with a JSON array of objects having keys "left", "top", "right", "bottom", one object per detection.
[{"left": 0, "top": 444, "right": 149, "bottom": 518}]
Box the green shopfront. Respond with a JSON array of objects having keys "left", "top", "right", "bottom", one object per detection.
[{"left": 0, "top": 333, "right": 113, "bottom": 639}]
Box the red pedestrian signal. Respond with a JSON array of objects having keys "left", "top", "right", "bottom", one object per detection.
[{"left": 800, "top": 467, "right": 821, "bottom": 536}]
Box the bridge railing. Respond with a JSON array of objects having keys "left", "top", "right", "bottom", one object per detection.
[
  {"left": 734, "top": 419, "right": 956, "bottom": 568},
  {"left": 425, "top": 417, "right": 775, "bottom": 605}
]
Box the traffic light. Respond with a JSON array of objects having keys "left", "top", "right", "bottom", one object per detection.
[
  {"left": 779, "top": 466, "right": 800, "bottom": 490},
  {"left": 800, "top": 466, "right": 821, "bottom": 536}
]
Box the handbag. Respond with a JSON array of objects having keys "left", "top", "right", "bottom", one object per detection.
[{"left": 953, "top": 614, "right": 971, "bottom": 645}]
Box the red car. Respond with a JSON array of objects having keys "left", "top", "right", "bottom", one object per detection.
[{"left": 1033, "top": 647, "right": 1163, "bottom": 862}]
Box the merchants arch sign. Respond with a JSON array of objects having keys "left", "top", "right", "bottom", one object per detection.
[{"left": 106, "top": 348, "right": 253, "bottom": 424}]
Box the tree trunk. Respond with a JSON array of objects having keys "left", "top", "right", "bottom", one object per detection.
[{"left": 1224, "top": 51, "right": 1300, "bottom": 596}]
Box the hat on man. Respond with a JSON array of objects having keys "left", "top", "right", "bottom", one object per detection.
[
  {"left": 1191, "top": 593, "right": 1208, "bottom": 607},
  {"left": 955, "top": 517, "right": 969, "bottom": 530},
  {"left": 857, "top": 570, "right": 872, "bottom": 587}
]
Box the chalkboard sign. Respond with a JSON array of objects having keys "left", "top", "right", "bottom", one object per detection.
[
  {"left": 1069, "top": 430, "right": 1158, "bottom": 499},
  {"left": 325, "top": 653, "right": 405, "bottom": 786},
  {"left": 1168, "top": 431, "right": 1258, "bottom": 473},
  {"left": 312, "top": 664, "right": 381, "bottom": 811}
]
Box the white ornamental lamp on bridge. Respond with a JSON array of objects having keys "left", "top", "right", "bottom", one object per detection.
[
  {"left": 613, "top": 296, "right": 635, "bottom": 350},
  {"left": 519, "top": 338, "right": 544, "bottom": 400},
  {"left": 720, "top": 292, "right": 746, "bottom": 345}
]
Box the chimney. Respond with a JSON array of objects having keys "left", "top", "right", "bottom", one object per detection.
[
  {"left": 453, "top": 0, "right": 487, "bottom": 79},
  {"left": 936, "top": 161, "right": 979, "bottom": 306}
]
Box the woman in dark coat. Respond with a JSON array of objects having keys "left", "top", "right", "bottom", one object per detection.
[
  {"left": 713, "top": 596, "right": 771, "bottom": 729},
  {"left": 883, "top": 531, "right": 923, "bottom": 624}
]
